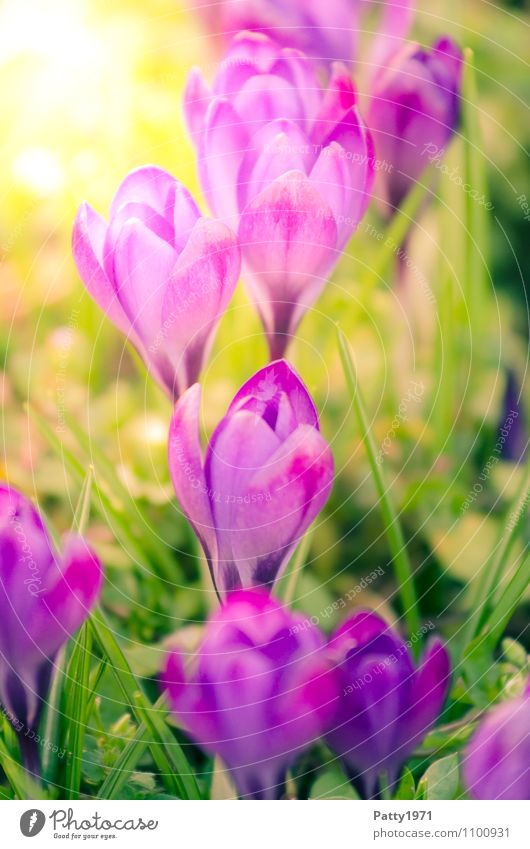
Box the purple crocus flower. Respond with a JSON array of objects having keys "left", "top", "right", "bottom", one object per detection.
[
  {"left": 463, "top": 685, "right": 530, "bottom": 800},
  {"left": 0, "top": 485, "right": 102, "bottom": 766},
  {"left": 73, "top": 166, "right": 240, "bottom": 399},
  {"left": 184, "top": 32, "right": 374, "bottom": 357},
  {"left": 168, "top": 359, "right": 334, "bottom": 598},
  {"left": 326, "top": 610, "right": 451, "bottom": 797},
  {"left": 187, "top": 0, "right": 414, "bottom": 68},
  {"left": 367, "top": 37, "right": 463, "bottom": 213},
  {"left": 163, "top": 589, "right": 338, "bottom": 799}
]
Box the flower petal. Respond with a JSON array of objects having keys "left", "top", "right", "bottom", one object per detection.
[
  {"left": 405, "top": 637, "right": 451, "bottom": 747},
  {"left": 161, "top": 217, "right": 240, "bottom": 392},
  {"left": 72, "top": 203, "right": 133, "bottom": 338},
  {"left": 238, "top": 171, "right": 338, "bottom": 352},
  {"left": 227, "top": 359, "right": 319, "bottom": 430},
  {"left": 168, "top": 384, "right": 218, "bottom": 568},
  {"left": 40, "top": 534, "right": 103, "bottom": 653},
  {"left": 109, "top": 165, "right": 178, "bottom": 222},
  {"left": 183, "top": 66, "right": 212, "bottom": 139},
  {"left": 204, "top": 410, "right": 282, "bottom": 594},
  {"left": 228, "top": 424, "right": 334, "bottom": 589},
  {"left": 199, "top": 98, "right": 250, "bottom": 224},
  {"left": 113, "top": 218, "right": 176, "bottom": 346}
]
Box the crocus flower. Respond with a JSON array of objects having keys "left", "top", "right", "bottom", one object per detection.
[
  {"left": 163, "top": 589, "right": 338, "bottom": 798},
  {"left": 463, "top": 685, "right": 530, "bottom": 800},
  {"left": 188, "top": 0, "right": 414, "bottom": 68},
  {"left": 184, "top": 32, "right": 373, "bottom": 357},
  {"left": 168, "top": 359, "right": 333, "bottom": 598},
  {"left": 0, "top": 485, "right": 102, "bottom": 767},
  {"left": 326, "top": 610, "right": 450, "bottom": 797},
  {"left": 73, "top": 166, "right": 240, "bottom": 399},
  {"left": 367, "top": 37, "right": 463, "bottom": 213}
]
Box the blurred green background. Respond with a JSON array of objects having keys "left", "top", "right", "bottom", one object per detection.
[{"left": 0, "top": 0, "right": 529, "bottom": 652}]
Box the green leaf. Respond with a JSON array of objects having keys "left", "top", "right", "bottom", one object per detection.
[
  {"left": 461, "top": 634, "right": 499, "bottom": 705},
  {"left": 483, "top": 548, "right": 530, "bottom": 647},
  {"left": 501, "top": 638, "right": 528, "bottom": 670},
  {"left": 0, "top": 736, "right": 45, "bottom": 800},
  {"left": 275, "top": 525, "right": 314, "bottom": 604},
  {"left": 64, "top": 622, "right": 93, "bottom": 800},
  {"left": 460, "top": 459, "right": 530, "bottom": 653},
  {"left": 310, "top": 767, "right": 359, "bottom": 800},
  {"left": 416, "top": 754, "right": 460, "bottom": 800},
  {"left": 337, "top": 326, "right": 421, "bottom": 646},
  {"left": 394, "top": 766, "right": 415, "bottom": 800},
  {"left": 28, "top": 404, "right": 153, "bottom": 575},
  {"left": 97, "top": 701, "right": 163, "bottom": 800},
  {"left": 62, "top": 408, "right": 177, "bottom": 582},
  {"left": 89, "top": 607, "right": 200, "bottom": 799},
  {"left": 461, "top": 47, "right": 489, "bottom": 344},
  {"left": 40, "top": 644, "right": 69, "bottom": 788}
]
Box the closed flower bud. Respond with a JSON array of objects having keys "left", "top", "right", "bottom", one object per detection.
[
  {"left": 326, "top": 609, "right": 450, "bottom": 797},
  {"left": 73, "top": 166, "right": 240, "bottom": 399},
  {"left": 184, "top": 33, "right": 373, "bottom": 356},
  {"left": 168, "top": 360, "right": 333, "bottom": 598},
  {"left": 163, "top": 589, "right": 338, "bottom": 798}
]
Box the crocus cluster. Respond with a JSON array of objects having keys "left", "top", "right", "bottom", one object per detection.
[
  {"left": 463, "top": 684, "right": 530, "bottom": 800},
  {"left": 164, "top": 589, "right": 338, "bottom": 799},
  {"left": 168, "top": 359, "right": 334, "bottom": 598},
  {"left": 73, "top": 166, "right": 240, "bottom": 400},
  {"left": 184, "top": 31, "right": 374, "bottom": 356},
  {"left": 326, "top": 610, "right": 450, "bottom": 796},
  {"left": 63, "top": 1, "right": 466, "bottom": 803},
  {"left": 188, "top": 0, "right": 415, "bottom": 69},
  {"left": 0, "top": 485, "right": 102, "bottom": 767},
  {"left": 164, "top": 595, "right": 450, "bottom": 799},
  {"left": 368, "top": 37, "right": 463, "bottom": 212}
]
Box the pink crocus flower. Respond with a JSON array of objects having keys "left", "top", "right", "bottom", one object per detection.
[
  {"left": 73, "top": 166, "right": 240, "bottom": 399},
  {"left": 184, "top": 32, "right": 374, "bottom": 357}
]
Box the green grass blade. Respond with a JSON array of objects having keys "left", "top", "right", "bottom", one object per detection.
[
  {"left": 483, "top": 548, "right": 530, "bottom": 647},
  {"left": 462, "top": 47, "right": 489, "bottom": 351},
  {"left": 97, "top": 698, "right": 167, "bottom": 800},
  {"left": 275, "top": 526, "right": 315, "bottom": 604},
  {"left": 62, "top": 409, "right": 177, "bottom": 583},
  {"left": 460, "top": 459, "right": 530, "bottom": 653},
  {"left": 28, "top": 404, "right": 152, "bottom": 573},
  {"left": 337, "top": 327, "right": 421, "bottom": 644},
  {"left": 40, "top": 645, "right": 69, "bottom": 788},
  {"left": 64, "top": 623, "right": 93, "bottom": 800},
  {"left": 0, "top": 735, "right": 45, "bottom": 800},
  {"left": 89, "top": 607, "right": 200, "bottom": 799}
]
